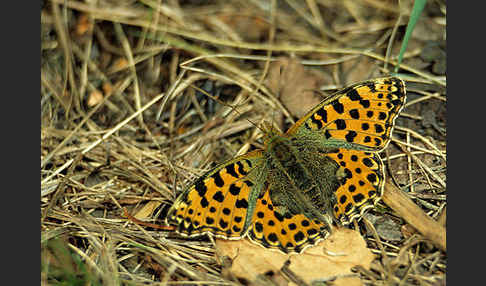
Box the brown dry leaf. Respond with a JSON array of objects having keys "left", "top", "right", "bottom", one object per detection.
[
  {"left": 111, "top": 57, "right": 129, "bottom": 71},
  {"left": 75, "top": 13, "right": 92, "bottom": 36},
  {"left": 215, "top": 227, "right": 374, "bottom": 285},
  {"left": 340, "top": 56, "right": 379, "bottom": 85},
  {"left": 218, "top": 14, "right": 269, "bottom": 42},
  {"left": 364, "top": 213, "right": 403, "bottom": 242},
  {"left": 134, "top": 201, "right": 162, "bottom": 220},
  {"left": 102, "top": 82, "right": 113, "bottom": 95},
  {"left": 401, "top": 224, "right": 417, "bottom": 240},
  {"left": 87, "top": 90, "right": 104, "bottom": 107},
  {"left": 265, "top": 57, "right": 323, "bottom": 118}
]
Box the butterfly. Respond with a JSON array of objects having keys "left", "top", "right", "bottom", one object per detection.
[{"left": 166, "top": 77, "right": 406, "bottom": 254}]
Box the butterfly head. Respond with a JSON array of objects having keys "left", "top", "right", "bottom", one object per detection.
[{"left": 260, "top": 121, "right": 284, "bottom": 144}]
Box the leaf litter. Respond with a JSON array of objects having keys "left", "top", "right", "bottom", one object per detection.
[
  {"left": 216, "top": 228, "right": 373, "bottom": 286},
  {"left": 41, "top": 1, "right": 446, "bottom": 285}
]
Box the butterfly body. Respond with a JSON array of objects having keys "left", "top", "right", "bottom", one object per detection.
[
  {"left": 167, "top": 77, "right": 406, "bottom": 253},
  {"left": 263, "top": 130, "right": 341, "bottom": 224}
]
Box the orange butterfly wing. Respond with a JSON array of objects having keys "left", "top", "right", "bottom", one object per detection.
[
  {"left": 166, "top": 77, "right": 406, "bottom": 253},
  {"left": 166, "top": 151, "right": 265, "bottom": 239}
]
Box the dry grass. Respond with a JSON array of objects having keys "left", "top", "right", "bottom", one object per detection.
[{"left": 41, "top": 0, "right": 446, "bottom": 285}]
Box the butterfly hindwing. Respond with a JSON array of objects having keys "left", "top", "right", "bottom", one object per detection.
[
  {"left": 166, "top": 151, "right": 265, "bottom": 239},
  {"left": 326, "top": 148, "right": 384, "bottom": 225},
  {"left": 286, "top": 77, "right": 406, "bottom": 151},
  {"left": 247, "top": 188, "right": 330, "bottom": 254}
]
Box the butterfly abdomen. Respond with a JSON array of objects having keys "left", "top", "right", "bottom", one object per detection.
[{"left": 265, "top": 136, "right": 340, "bottom": 222}]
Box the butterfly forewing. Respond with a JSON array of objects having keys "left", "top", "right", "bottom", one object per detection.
[
  {"left": 287, "top": 77, "right": 406, "bottom": 151},
  {"left": 166, "top": 151, "right": 265, "bottom": 239}
]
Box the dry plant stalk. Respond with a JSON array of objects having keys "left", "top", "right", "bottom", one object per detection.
[{"left": 383, "top": 180, "right": 446, "bottom": 252}]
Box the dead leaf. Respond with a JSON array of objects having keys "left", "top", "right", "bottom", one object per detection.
[
  {"left": 134, "top": 201, "right": 162, "bottom": 220},
  {"left": 218, "top": 14, "right": 269, "bottom": 42},
  {"left": 340, "top": 56, "right": 379, "bottom": 85},
  {"left": 110, "top": 57, "right": 129, "bottom": 72},
  {"left": 265, "top": 57, "right": 323, "bottom": 118},
  {"left": 102, "top": 82, "right": 113, "bottom": 95},
  {"left": 401, "top": 224, "right": 417, "bottom": 240},
  {"left": 215, "top": 227, "right": 374, "bottom": 285},
  {"left": 364, "top": 213, "right": 403, "bottom": 242},
  {"left": 87, "top": 90, "right": 103, "bottom": 107},
  {"left": 75, "top": 13, "right": 92, "bottom": 36}
]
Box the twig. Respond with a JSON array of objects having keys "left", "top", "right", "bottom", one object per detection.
[{"left": 382, "top": 180, "right": 446, "bottom": 252}]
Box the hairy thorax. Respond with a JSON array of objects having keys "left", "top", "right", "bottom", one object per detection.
[{"left": 264, "top": 135, "right": 341, "bottom": 224}]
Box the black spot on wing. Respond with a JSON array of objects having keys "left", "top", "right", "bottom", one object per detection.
[
  {"left": 237, "top": 161, "right": 248, "bottom": 175},
  {"left": 367, "top": 173, "right": 377, "bottom": 183},
  {"left": 294, "top": 231, "right": 305, "bottom": 242},
  {"left": 225, "top": 164, "right": 238, "bottom": 178},
  {"left": 345, "top": 131, "right": 357, "bottom": 142},
  {"left": 375, "top": 124, "right": 384, "bottom": 133},
  {"left": 244, "top": 180, "right": 254, "bottom": 187},
  {"left": 219, "top": 219, "right": 228, "bottom": 228},
  {"left": 344, "top": 203, "right": 353, "bottom": 213},
  {"left": 362, "top": 157, "right": 373, "bottom": 167},
  {"left": 310, "top": 115, "right": 323, "bottom": 129},
  {"left": 316, "top": 108, "right": 327, "bottom": 123},
  {"left": 333, "top": 101, "right": 345, "bottom": 114},
  {"left": 360, "top": 99, "right": 370, "bottom": 108},
  {"left": 212, "top": 172, "right": 224, "bottom": 187},
  {"left": 349, "top": 109, "right": 360, "bottom": 119},
  {"left": 255, "top": 222, "right": 263, "bottom": 232},
  {"left": 335, "top": 119, "right": 346, "bottom": 130},
  {"left": 235, "top": 198, "right": 248, "bottom": 209},
  {"left": 229, "top": 184, "right": 241, "bottom": 196},
  {"left": 195, "top": 179, "right": 207, "bottom": 197},
  {"left": 200, "top": 197, "right": 209, "bottom": 208},
  {"left": 213, "top": 191, "right": 224, "bottom": 202},
  {"left": 353, "top": 193, "right": 365, "bottom": 204},
  {"left": 378, "top": 112, "right": 387, "bottom": 120},
  {"left": 268, "top": 233, "right": 278, "bottom": 242},
  {"left": 347, "top": 89, "right": 362, "bottom": 101}
]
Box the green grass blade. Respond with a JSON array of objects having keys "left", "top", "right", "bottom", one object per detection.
[{"left": 395, "top": 0, "right": 427, "bottom": 73}]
